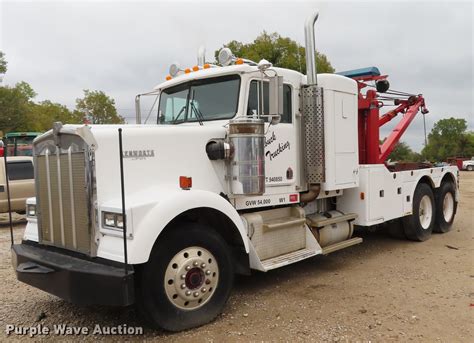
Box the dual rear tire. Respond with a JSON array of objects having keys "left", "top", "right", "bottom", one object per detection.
[{"left": 401, "top": 181, "right": 457, "bottom": 242}]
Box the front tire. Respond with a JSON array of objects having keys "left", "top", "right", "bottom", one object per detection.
[
  {"left": 433, "top": 181, "right": 457, "bottom": 233},
  {"left": 467, "top": 165, "right": 473, "bottom": 171},
  {"left": 136, "top": 223, "right": 234, "bottom": 331},
  {"left": 402, "top": 183, "right": 435, "bottom": 242}
]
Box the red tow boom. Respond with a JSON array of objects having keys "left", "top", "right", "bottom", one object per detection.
[{"left": 340, "top": 67, "right": 429, "bottom": 165}]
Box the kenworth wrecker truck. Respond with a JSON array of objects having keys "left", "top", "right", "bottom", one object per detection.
[{"left": 11, "top": 11, "right": 458, "bottom": 331}]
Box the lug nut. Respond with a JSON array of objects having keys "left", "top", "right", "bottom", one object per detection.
[
  {"left": 193, "top": 292, "right": 199, "bottom": 297},
  {"left": 201, "top": 263, "right": 206, "bottom": 269},
  {"left": 185, "top": 265, "right": 191, "bottom": 271},
  {"left": 193, "top": 261, "right": 199, "bottom": 267},
  {"left": 185, "top": 291, "right": 191, "bottom": 296},
  {"left": 206, "top": 270, "right": 211, "bottom": 275},
  {"left": 180, "top": 284, "right": 186, "bottom": 289},
  {"left": 201, "top": 288, "right": 207, "bottom": 293},
  {"left": 181, "top": 274, "right": 186, "bottom": 279}
]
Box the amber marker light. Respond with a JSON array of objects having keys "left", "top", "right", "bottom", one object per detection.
[
  {"left": 166, "top": 75, "right": 172, "bottom": 80},
  {"left": 203, "top": 64, "right": 211, "bottom": 69},
  {"left": 185, "top": 68, "right": 191, "bottom": 74},
  {"left": 180, "top": 176, "right": 192, "bottom": 190},
  {"left": 235, "top": 58, "right": 244, "bottom": 65}
]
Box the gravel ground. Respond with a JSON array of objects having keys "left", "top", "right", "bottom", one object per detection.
[{"left": 1, "top": 172, "right": 473, "bottom": 342}]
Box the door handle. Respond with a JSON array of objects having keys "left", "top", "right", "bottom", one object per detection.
[{"left": 0, "top": 185, "right": 5, "bottom": 193}]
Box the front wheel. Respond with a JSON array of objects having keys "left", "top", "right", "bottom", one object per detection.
[
  {"left": 402, "top": 183, "right": 435, "bottom": 242},
  {"left": 136, "top": 224, "right": 234, "bottom": 331},
  {"left": 433, "top": 181, "right": 457, "bottom": 233},
  {"left": 467, "top": 165, "right": 473, "bottom": 171}
]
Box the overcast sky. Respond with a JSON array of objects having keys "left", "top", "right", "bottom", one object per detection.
[{"left": 1, "top": 0, "right": 473, "bottom": 151}]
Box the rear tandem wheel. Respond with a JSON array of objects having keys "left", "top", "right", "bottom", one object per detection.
[{"left": 402, "top": 183, "right": 435, "bottom": 242}]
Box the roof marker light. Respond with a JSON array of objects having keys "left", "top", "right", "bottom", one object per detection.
[
  {"left": 235, "top": 58, "right": 244, "bottom": 65},
  {"left": 185, "top": 68, "right": 191, "bottom": 74},
  {"left": 203, "top": 63, "right": 211, "bottom": 69},
  {"left": 192, "top": 65, "right": 200, "bottom": 72},
  {"left": 166, "top": 75, "right": 172, "bottom": 81}
]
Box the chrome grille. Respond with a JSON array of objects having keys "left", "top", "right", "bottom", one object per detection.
[{"left": 36, "top": 149, "right": 91, "bottom": 254}]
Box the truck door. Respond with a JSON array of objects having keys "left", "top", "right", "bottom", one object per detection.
[{"left": 247, "top": 80, "right": 297, "bottom": 190}]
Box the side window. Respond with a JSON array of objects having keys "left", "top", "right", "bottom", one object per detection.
[
  {"left": 247, "top": 80, "right": 292, "bottom": 123},
  {"left": 7, "top": 161, "right": 34, "bottom": 181}
]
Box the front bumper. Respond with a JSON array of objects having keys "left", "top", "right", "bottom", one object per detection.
[{"left": 12, "top": 242, "right": 134, "bottom": 306}]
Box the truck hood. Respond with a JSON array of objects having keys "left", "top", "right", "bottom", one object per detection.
[{"left": 38, "top": 123, "right": 229, "bottom": 206}]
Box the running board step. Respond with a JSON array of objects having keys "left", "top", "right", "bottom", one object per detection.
[
  {"left": 321, "top": 237, "right": 363, "bottom": 255},
  {"left": 260, "top": 248, "right": 317, "bottom": 271}
]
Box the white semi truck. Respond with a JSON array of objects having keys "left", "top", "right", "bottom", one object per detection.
[{"left": 12, "top": 11, "right": 458, "bottom": 331}]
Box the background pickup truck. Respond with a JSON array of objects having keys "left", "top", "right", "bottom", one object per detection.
[
  {"left": 462, "top": 159, "right": 474, "bottom": 171},
  {"left": 0, "top": 156, "right": 35, "bottom": 213}
]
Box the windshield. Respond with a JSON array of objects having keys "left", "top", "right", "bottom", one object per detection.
[{"left": 158, "top": 75, "right": 240, "bottom": 124}]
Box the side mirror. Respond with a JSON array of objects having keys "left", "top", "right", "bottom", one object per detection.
[{"left": 269, "top": 75, "right": 283, "bottom": 123}]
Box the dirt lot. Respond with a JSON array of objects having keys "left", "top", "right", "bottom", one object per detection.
[{"left": 1, "top": 172, "right": 473, "bottom": 342}]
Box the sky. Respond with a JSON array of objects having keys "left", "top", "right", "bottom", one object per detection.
[{"left": 1, "top": 0, "right": 473, "bottom": 152}]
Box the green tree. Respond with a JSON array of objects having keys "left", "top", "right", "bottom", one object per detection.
[
  {"left": 27, "top": 100, "right": 79, "bottom": 131},
  {"left": 75, "top": 90, "right": 124, "bottom": 124},
  {"left": 215, "top": 31, "right": 334, "bottom": 73},
  {"left": 0, "top": 81, "right": 37, "bottom": 133},
  {"left": 388, "top": 141, "right": 413, "bottom": 161},
  {"left": 422, "top": 118, "right": 474, "bottom": 161},
  {"left": 0, "top": 51, "right": 7, "bottom": 75}
]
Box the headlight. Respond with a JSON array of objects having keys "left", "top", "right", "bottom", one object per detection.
[
  {"left": 27, "top": 204, "right": 36, "bottom": 218},
  {"left": 102, "top": 211, "right": 124, "bottom": 230},
  {"left": 116, "top": 215, "right": 124, "bottom": 229}
]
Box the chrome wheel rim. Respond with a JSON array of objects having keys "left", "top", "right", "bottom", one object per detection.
[
  {"left": 164, "top": 246, "right": 219, "bottom": 310},
  {"left": 419, "top": 195, "right": 433, "bottom": 229},
  {"left": 442, "top": 192, "right": 454, "bottom": 223}
]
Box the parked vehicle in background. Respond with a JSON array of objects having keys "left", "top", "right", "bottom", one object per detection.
[
  {"left": 462, "top": 158, "right": 474, "bottom": 171},
  {"left": 447, "top": 157, "right": 469, "bottom": 170},
  {"left": 0, "top": 156, "right": 35, "bottom": 213},
  {"left": 0, "top": 132, "right": 42, "bottom": 157}
]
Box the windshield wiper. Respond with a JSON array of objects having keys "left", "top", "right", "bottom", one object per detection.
[
  {"left": 172, "top": 105, "right": 187, "bottom": 124},
  {"left": 191, "top": 103, "right": 205, "bottom": 126},
  {"left": 190, "top": 90, "right": 204, "bottom": 126}
]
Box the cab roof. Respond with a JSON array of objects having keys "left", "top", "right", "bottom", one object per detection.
[{"left": 153, "top": 64, "right": 304, "bottom": 91}]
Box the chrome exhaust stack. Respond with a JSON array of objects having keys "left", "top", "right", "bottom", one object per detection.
[
  {"left": 197, "top": 46, "right": 206, "bottom": 67},
  {"left": 304, "top": 11, "right": 319, "bottom": 85},
  {"left": 301, "top": 10, "right": 325, "bottom": 184}
]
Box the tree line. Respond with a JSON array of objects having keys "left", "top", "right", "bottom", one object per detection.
[{"left": 387, "top": 118, "right": 474, "bottom": 162}]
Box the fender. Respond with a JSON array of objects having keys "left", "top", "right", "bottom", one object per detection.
[
  {"left": 404, "top": 167, "right": 459, "bottom": 210},
  {"left": 97, "top": 187, "right": 249, "bottom": 264}
]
